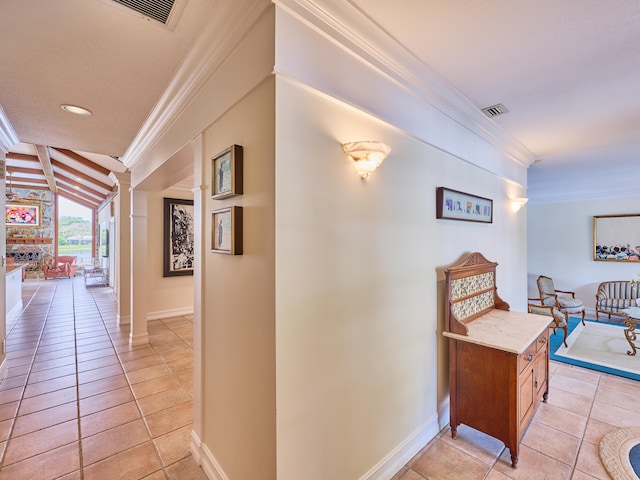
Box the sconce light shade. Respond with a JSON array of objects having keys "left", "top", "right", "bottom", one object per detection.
[
  {"left": 342, "top": 141, "right": 391, "bottom": 179},
  {"left": 510, "top": 197, "right": 528, "bottom": 213}
]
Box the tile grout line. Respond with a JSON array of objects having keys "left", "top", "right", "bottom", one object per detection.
[
  {"left": 72, "top": 279, "right": 86, "bottom": 480},
  {"left": 0, "top": 282, "right": 57, "bottom": 470},
  {"left": 85, "top": 285, "right": 170, "bottom": 479}
]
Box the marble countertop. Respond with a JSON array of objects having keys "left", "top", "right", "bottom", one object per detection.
[
  {"left": 443, "top": 309, "right": 552, "bottom": 354},
  {"left": 6, "top": 263, "right": 28, "bottom": 274}
]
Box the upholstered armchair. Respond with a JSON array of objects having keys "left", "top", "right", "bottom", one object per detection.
[
  {"left": 43, "top": 255, "right": 77, "bottom": 279},
  {"left": 528, "top": 299, "right": 568, "bottom": 347},
  {"left": 58, "top": 256, "right": 77, "bottom": 277},
  {"left": 536, "top": 275, "right": 586, "bottom": 326}
]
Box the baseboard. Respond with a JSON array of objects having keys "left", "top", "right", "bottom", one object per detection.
[
  {"left": 359, "top": 415, "right": 441, "bottom": 480},
  {"left": 147, "top": 307, "right": 194, "bottom": 321},
  {"left": 191, "top": 431, "right": 230, "bottom": 480},
  {"left": 438, "top": 398, "right": 450, "bottom": 431},
  {"left": 129, "top": 331, "right": 149, "bottom": 346},
  {"left": 117, "top": 314, "right": 130, "bottom": 326}
]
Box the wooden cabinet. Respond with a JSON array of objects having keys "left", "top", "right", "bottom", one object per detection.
[{"left": 443, "top": 253, "right": 550, "bottom": 468}]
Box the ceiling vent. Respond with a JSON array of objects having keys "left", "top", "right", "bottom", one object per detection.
[
  {"left": 481, "top": 103, "right": 509, "bottom": 118},
  {"left": 111, "top": 0, "right": 175, "bottom": 24}
]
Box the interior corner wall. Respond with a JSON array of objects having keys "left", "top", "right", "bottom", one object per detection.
[
  {"left": 274, "top": 79, "right": 528, "bottom": 480},
  {"left": 527, "top": 195, "right": 640, "bottom": 316},
  {"left": 146, "top": 188, "right": 194, "bottom": 319},
  {"left": 200, "top": 77, "right": 276, "bottom": 479}
]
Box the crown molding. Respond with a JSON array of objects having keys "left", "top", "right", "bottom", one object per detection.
[
  {"left": 121, "top": 0, "right": 271, "bottom": 170},
  {"left": 0, "top": 104, "right": 19, "bottom": 154},
  {"left": 275, "top": 0, "right": 535, "bottom": 169}
]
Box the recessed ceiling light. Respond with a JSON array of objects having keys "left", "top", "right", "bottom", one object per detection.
[{"left": 61, "top": 104, "right": 93, "bottom": 116}]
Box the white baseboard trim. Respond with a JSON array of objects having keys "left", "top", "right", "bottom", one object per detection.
[
  {"left": 147, "top": 307, "right": 194, "bottom": 321},
  {"left": 191, "top": 431, "right": 230, "bottom": 480},
  {"left": 117, "top": 314, "right": 130, "bottom": 326},
  {"left": 190, "top": 430, "right": 203, "bottom": 466},
  {"left": 129, "top": 331, "right": 149, "bottom": 346},
  {"left": 359, "top": 415, "right": 441, "bottom": 480},
  {"left": 438, "top": 398, "right": 450, "bottom": 431}
]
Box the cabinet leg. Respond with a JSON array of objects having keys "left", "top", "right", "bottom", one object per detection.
[
  {"left": 510, "top": 455, "right": 518, "bottom": 468},
  {"left": 451, "top": 425, "right": 457, "bottom": 439},
  {"left": 543, "top": 390, "right": 548, "bottom": 403}
]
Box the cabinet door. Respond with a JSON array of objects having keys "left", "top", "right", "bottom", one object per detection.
[
  {"left": 535, "top": 344, "right": 548, "bottom": 397},
  {"left": 518, "top": 366, "right": 535, "bottom": 427}
]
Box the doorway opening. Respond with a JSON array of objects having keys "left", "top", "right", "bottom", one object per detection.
[{"left": 58, "top": 196, "right": 94, "bottom": 269}]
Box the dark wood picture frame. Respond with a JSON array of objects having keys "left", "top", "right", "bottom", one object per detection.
[
  {"left": 163, "top": 198, "right": 195, "bottom": 277},
  {"left": 211, "top": 206, "right": 243, "bottom": 255},
  {"left": 436, "top": 187, "right": 493, "bottom": 223},
  {"left": 212, "top": 144, "right": 243, "bottom": 200}
]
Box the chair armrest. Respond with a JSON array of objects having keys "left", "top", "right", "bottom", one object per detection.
[{"left": 555, "top": 289, "right": 576, "bottom": 298}]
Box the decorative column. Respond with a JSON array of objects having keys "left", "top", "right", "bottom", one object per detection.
[
  {"left": 190, "top": 135, "right": 204, "bottom": 462},
  {"left": 0, "top": 153, "right": 7, "bottom": 370},
  {"left": 129, "top": 188, "right": 149, "bottom": 346},
  {"left": 108, "top": 172, "right": 131, "bottom": 326}
]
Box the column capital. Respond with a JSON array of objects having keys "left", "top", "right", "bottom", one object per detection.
[{"left": 108, "top": 171, "right": 131, "bottom": 187}]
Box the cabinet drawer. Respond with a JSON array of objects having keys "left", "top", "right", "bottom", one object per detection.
[
  {"left": 519, "top": 342, "right": 537, "bottom": 374},
  {"left": 535, "top": 332, "right": 549, "bottom": 352}
]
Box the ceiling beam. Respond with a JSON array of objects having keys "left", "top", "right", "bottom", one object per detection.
[
  {"left": 6, "top": 166, "right": 45, "bottom": 176},
  {"left": 6, "top": 152, "right": 39, "bottom": 163},
  {"left": 57, "top": 187, "right": 101, "bottom": 207},
  {"left": 7, "top": 176, "right": 49, "bottom": 185},
  {"left": 56, "top": 173, "right": 107, "bottom": 200},
  {"left": 51, "top": 148, "right": 110, "bottom": 175},
  {"left": 51, "top": 159, "right": 111, "bottom": 191},
  {"left": 34, "top": 144, "right": 57, "bottom": 193},
  {"left": 8, "top": 184, "right": 49, "bottom": 191},
  {"left": 58, "top": 192, "right": 99, "bottom": 211}
]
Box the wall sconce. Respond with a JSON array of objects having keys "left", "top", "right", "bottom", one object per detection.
[
  {"left": 341, "top": 141, "right": 391, "bottom": 179},
  {"left": 510, "top": 197, "right": 528, "bottom": 213}
]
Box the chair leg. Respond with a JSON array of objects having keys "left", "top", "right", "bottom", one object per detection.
[
  {"left": 580, "top": 310, "right": 585, "bottom": 326},
  {"left": 562, "top": 326, "right": 568, "bottom": 347}
]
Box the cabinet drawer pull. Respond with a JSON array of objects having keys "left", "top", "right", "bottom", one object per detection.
[
  {"left": 539, "top": 337, "right": 547, "bottom": 344},
  {"left": 525, "top": 354, "right": 533, "bottom": 362}
]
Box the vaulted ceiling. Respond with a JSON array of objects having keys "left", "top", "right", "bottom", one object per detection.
[{"left": 1, "top": 0, "right": 639, "bottom": 204}]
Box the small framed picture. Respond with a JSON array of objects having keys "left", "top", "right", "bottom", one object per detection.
[
  {"left": 212, "top": 145, "right": 243, "bottom": 199},
  {"left": 436, "top": 187, "right": 493, "bottom": 223},
  {"left": 211, "top": 206, "right": 243, "bottom": 255}
]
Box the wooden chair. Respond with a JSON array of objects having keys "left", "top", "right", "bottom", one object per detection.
[
  {"left": 536, "top": 275, "right": 586, "bottom": 326},
  {"left": 528, "top": 298, "right": 568, "bottom": 347}
]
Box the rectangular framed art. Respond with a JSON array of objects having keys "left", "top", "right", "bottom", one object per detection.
[
  {"left": 436, "top": 187, "right": 493, "bottom": 223},
  {"left": 6, "top": 204, "right": 41, "bottom": 227},
  {"left": 163, "top": 198, "right": 195, "bottom": 277},
  {"left": 211, "top": 206, "right": 243, "bottom": 255},
  {"left": 593, "top": 213, "right": 640, "bottom": 261},
  {"left": 212, "top": 144, "right": 243, "bottom": 200}
]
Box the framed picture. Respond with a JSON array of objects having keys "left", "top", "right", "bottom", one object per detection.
[
  {"left": 6, "top": 204, "right": 41, "bottom": 226},
  {"left": 436, "top": 187, "right": 493, "bottom": 223},
  {"left": 100, "top": 223, "right": 109, "bottom": 258},
  {"left": 593, "top": 214, "right": 640, "bottom": 261},
  {"left": 163, "top": 198, "right": 195, "bottom": 277},
  {"left": 211, "top": 206, "right": 243, "bottom": 255},
  {"left": 212, "top": 144, "right": 243, "bottom": 199}
]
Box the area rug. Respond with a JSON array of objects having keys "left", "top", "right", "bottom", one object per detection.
[
  {"left": 600, "top": 427, "right": 640, "bottom": 479},
  {"left": 550, "top": 317, "right": 640, "bottom": 381}
]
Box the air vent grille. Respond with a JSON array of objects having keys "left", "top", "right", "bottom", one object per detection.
[
  {"left": 112, "top": 0, "right": 175, "bottom": 24},
  {"left": 481, "top": 103, "right": 509, "bottom": 118}
]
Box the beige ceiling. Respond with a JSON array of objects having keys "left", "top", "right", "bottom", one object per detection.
[{"left": 1, "top": 0, "right": 639, "bottom": 203}]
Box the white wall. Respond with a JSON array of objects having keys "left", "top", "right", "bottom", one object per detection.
[
  {"left": 275, "top": 79, "right": 529, "bottom": 480},
  {"left": 200, "top": 77, "right": 276, "bottom": 479},
  {"left": 528, "top": 195, "right": 640, "bottom": 317}
]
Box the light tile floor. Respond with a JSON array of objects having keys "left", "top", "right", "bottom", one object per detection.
[
  {"left": 393, "top": 344, "right": 637, "bottom": 480},
  {"left": 1, "top": 279, "right": 632, "bottom": 479},
  {"left": 0, "top": 278, "right": 207, "bottom": 480}
]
